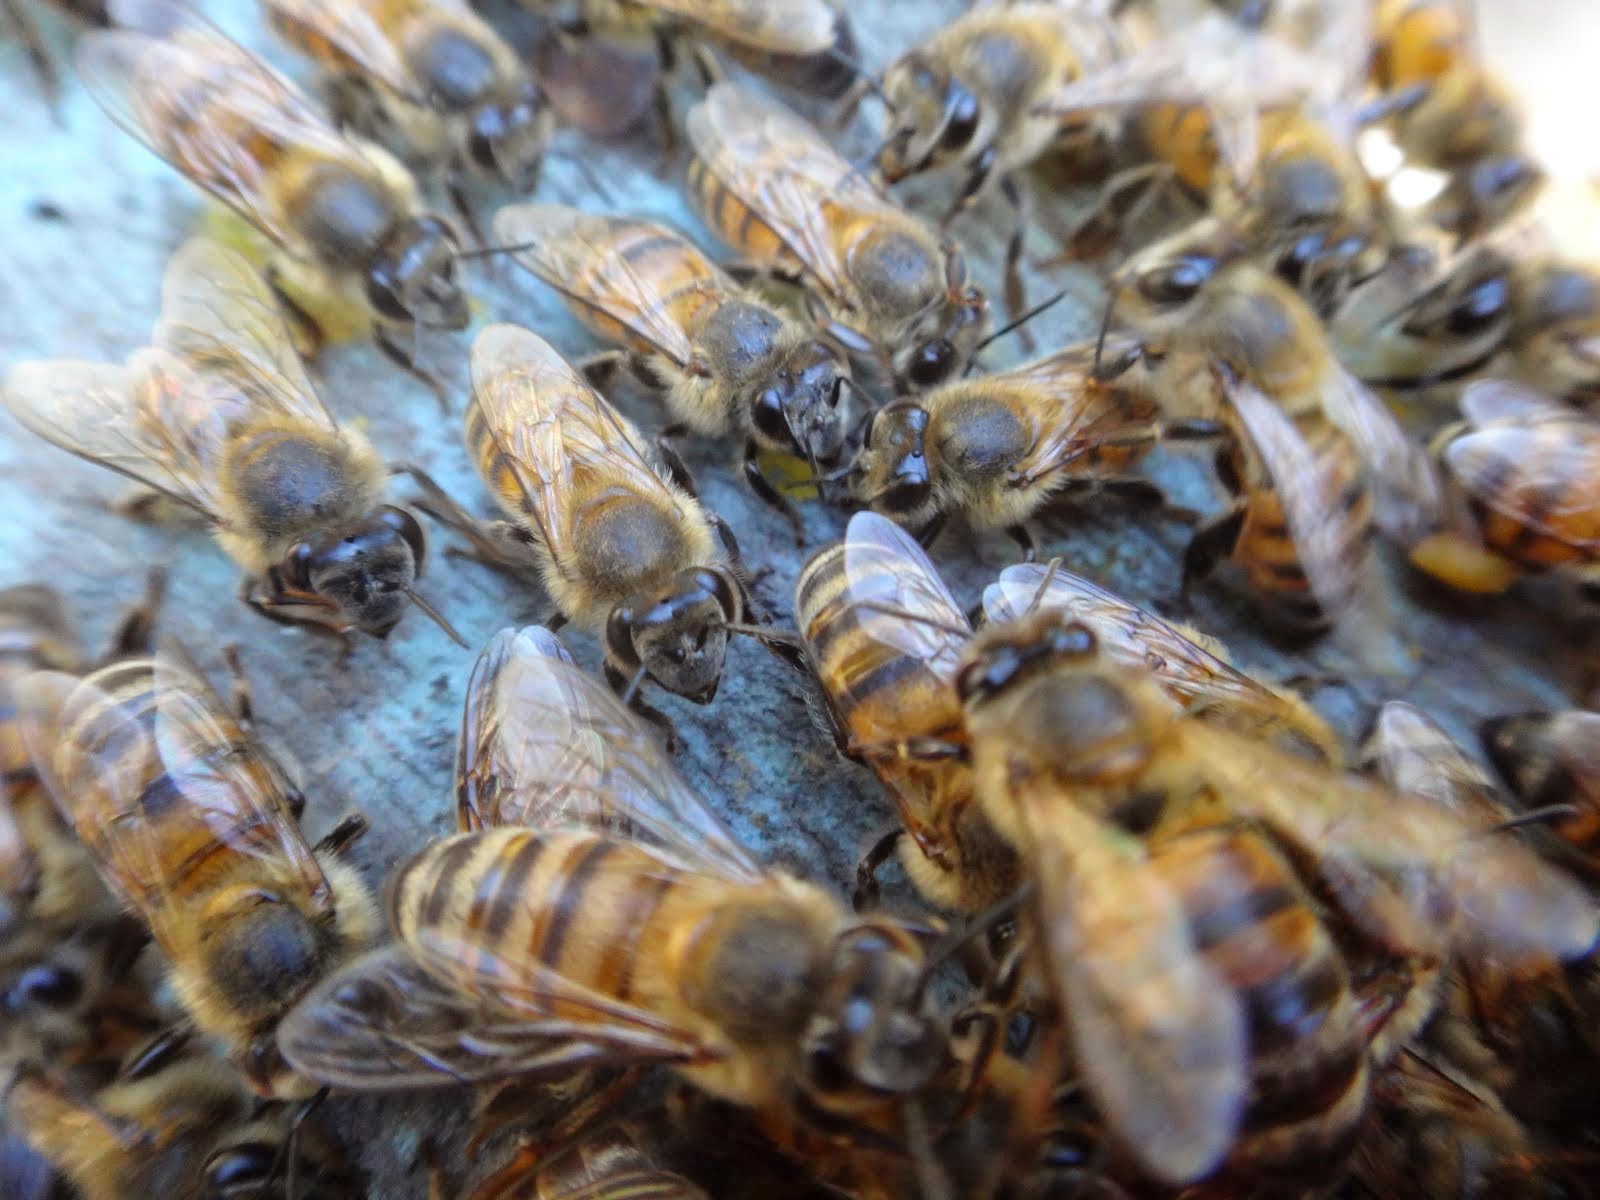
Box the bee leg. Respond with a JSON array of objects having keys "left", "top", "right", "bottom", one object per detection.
[
  {"left": 311, "top": 813, "right": 370, "bottom": 858},
  {"left": 392, "top": 464, "right": 542, "bottom": 578},
  {"left": 263, "top": 266, "right": 326, "bottom": 362},
  {"left": 1040, "top": 162, "right": 1178, "bottom": 269},
  {"left": 576, "top": 348, "right": 633, "bottom": 394},
  {"left": 941, "top": 146, "right": 997, "bottom": 231},
  {"left": 603, "top": 660, "right": 679, "bottom": 755},
  {"left": 649, "top": 34, "right": 679, "bottom": 166},
  {"left": 1181, "top": 503, "right": 1246, "bottom": 604},
  {"left": 99, "top": 567, "right": 167, "bottom": 663},
  {"left": 689, "top": 42, "right": 726, "bottom": 89},
  {"left": 373, "top": 325, "right": 452, "bottom": 413},
  {"left": 1004, "top": 524, "right": 1038, "bottom": 563},
  {"left": 239, "top": 576, "right": 357, "bottom": 664},
  {"left": 654, "top": 427, "right": 701, "bottom": 497},
  {"left": 853, "top": 829, "right": 902, "bottom": 912},
  {"left": 914, "top": 514, "right": 948, "bottom": 551},
  {"left": 742, "top": 442, "right": 807, "bottom": 547},
  {"left": 443, "top": 166, "right": 488, "bottom": 252},
  {"left": 999, "top": 174, "right": 1034, "bottom": 349}
]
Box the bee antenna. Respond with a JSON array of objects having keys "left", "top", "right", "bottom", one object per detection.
[
  {"left": 402, "top": 586, "right": 469, "bottom": 649},
  {"left": 1483, "top": 804, "right": 1582, "bottom": 835},
  {"left": 619, "top": 661, "right": 650, "bottom": 707},
  {"left": 1092, "top": 280, "right": 1124, "bottom": 380},
  {"left": 1024, "top": 557, "right": 1065, "bottom": 615},
  {"left": 453, "top": 240, "right": 541, "bottom": 262},
  {"left": 916, "top": 886, "right": 1030, "bottom": 987},
  {"left": 971, "top": 289, "right": 1068, "bottom": 357}
]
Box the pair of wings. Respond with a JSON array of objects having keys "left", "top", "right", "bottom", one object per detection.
[
  {"left": 281, "top": 624, "right": 765, "bottom": 1090},
  {"left": 468, "top": 325, "right": 698, "bottom": 571},
  {"left": 1443, "top": 379, "right": 1600, "bottom": 555},
  {"left": 495, "top": 205, "right": 731, "bottom": 374},
  {"left": 687, "top": 82, "right": 916, "bottom": 307},
  {"left": 3, "top": 239, "right": 338, "bottom": 530},
  {"left": 1038, "top": 0, "right": 1372, "bottom": 191},
  {"left": 13, "top": 647, "right": 334, "bottom": 953},
  {"left": 79, "top": 0, "right": 374, "bottom": 257}
]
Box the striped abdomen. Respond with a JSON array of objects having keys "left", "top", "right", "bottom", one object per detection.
[
  {"left": 566, "top": 219, "right": 735, "bottom": 362},
  {"left": 465, "top": 397, "right": 542, "bottom": 525},
  {"left": 685, "top": 155, "right": 807, "bottom": 279},
  {"left": 0, "top": 587, "right": 79, "bottom": 784},
  {"left": 1232, "top": 417, "right": 1370, "bottom": 630},
  {"left": 50, "top": 662, "right": 299, "bottom": 912},
  {"left": 1157, "top": 825, "right": 1369, "bottom": 1182},
  {"left": 1461, "top": 432, "right": 1600, "bottom": 571}
]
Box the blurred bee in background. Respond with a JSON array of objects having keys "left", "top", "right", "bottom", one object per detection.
[
  {"left": 844, "top": 337, "right": 1165, "bottom": 557},
  {"left": 4, "top": 239, "right": 462, "bottom": 648},
  {"left": 1502, "top": 258, "right": 1600, "bottom": 406},
  {"left": 7, "top": 1027, "right": 358, "bottom": 1200},
  {"left": 77, "top": 0, "right": 468, "bottom": 394},
  {"left": 1367, "top": 0, "right": 1544, "bottom": 242},
  {"left": 794, "top": 513, "right": 1021, "bottom": 915},
  {"left": 939, "top": 614, "right": 1597, "bottom": 1186},
  {"left": 263, "top": 0, "right": 550, "bottom": 226},
  {"left": 493, "top": 203, "right": 852, "bottom": 542},
  {"left": 420, "top": 325, "right": 772, "bottom": 731},
  {"left": 466, "top": 1118, "right": 711, "bottom": 1200},
  {"left": 983, "top": 560, "right": 1342, "bottom": 762},
  {"left": 1402, "top": 379, "right": 1600, "bottom": 598},
  {"left": 1482, "top": 707, "right": 1600, "bottom": 877},
  {"left": 3, "top": 0, "right": 108, "bottom": 111},
  {"left": 15, "top": 645, "right": 378, "bottom": 1097},
  {"left": 687, "top": 82, "right": 989, "bottom": 393}
]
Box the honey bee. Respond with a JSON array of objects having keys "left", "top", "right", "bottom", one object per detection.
[
  {"left": 1504, "top": 258, "right": 1600, "bottom": 407},
  {"left": 1114, "top": 232, "right": 1438, "bottom": 632},
  {"left": 263, "top": 0, "right": 550, "bottom": 204},
  {"left": 982, "top": 560, "right": 1342, "bottom": 763},
  {"left": 1404, "top": 379, "right": 1600, "bottom": 597},
  {"left": 14, "top": 646, "right": 378, "bottom": 1097},
  {"left": 7, "top": 1027, "right": 357, "bottom": 1200},
  {"left": 1369, "top": 0, "right": 1543, "bottom": 240},
  {"left": 443, "top": 324, "right": 758, "bottom": 716},
  {"left": 3, "top": 239, "right": 460, "bottom": 646},
  {"left": 77, "top": 0, "right": 467, "bottom": 386},
  {"left": 493, "top": 203, "right": 851, "bottom": 540},
  {"left": 686, "top": 81, "right": 989, "bottom": 392},
  {"left": 1482, "top": 708, "right": 1600, "bottom": 875},
  {"left": 476, "top": 1120, "right": 709, "bottom": 1200},
  {"left": 720, "top": 5, "right": 859, "bottom": 100},
  {"left": 844, "top": 337, "right": 1163, "bottom": 554},
  {"left": 793, "top": 513, "right": 1021, "bottom": 915},
  {"left": 290, "top": 623, "right": 946, "bottom": 1146},
  {"left": 934, "top": 614, "right": 1597, "bottom": 1183}
]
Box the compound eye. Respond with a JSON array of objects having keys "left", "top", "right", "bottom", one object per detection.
[
  {"left": 378, "top": 505, "right": 427, "bottom": 565},
  {"left": 953, "top": 658, "right": 994, "bottom": 704},
  {"left": 691, "top": 568, "right": 740, "bottom": 618},
  {"left": 1446, "top": 278, "right": 1510, "bottom": 336},
  {"left": 752, "top": 387, "right": 792, "bottom": 443},
  {"left": 1136, "top": 256, "right": 1212, "bottom": 306},
  {"left": 283, "top": 542, "right": 316, "bottom": 589},
  {"left": 941, "top": 90, "right": 979, "bottom": 150},
  {"left": 204, "top": 1142, "right": 277, "bottom": 1192},
  {"left": 7, "top": 964, "right": 82, "bottom": 1010},
  {"left": 605, "top": 607, "right": 639, "bottom": 669},
  {"left": 907, "top": 340, "right": 955, "bottom": 388}
]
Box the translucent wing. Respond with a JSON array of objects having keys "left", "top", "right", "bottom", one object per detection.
[
  {"left": 261, "top": 0, "right": 421, "bottom": 100},
  {"left": 639, "top": 0, "right": 835, "bottom": 53},
  {"left": 78, "top": 4, "right": 365, "bottom": 251},
  {"left": 1221, "top": 370, "right": 1370, "bottom": 620},
  {"left": 688, "top": 83, "right": 897, "bottom": 304},
  {"left": 1187, "top": 721, "right": 1600, "bottom": 968},
  {"left": 494, "top": 206, "right": 701, "bottom": 368},
  {"left": 3, "top": 354, "right": 221, "bottom": 520},
  {"left": 1362, "top": 701, "right": 1509, "bottom": 824},
  {"left": 469, "top": 325, "right": 686, "bottom": 567},
  {"left": 154, "top": 238, "right": 336, "bottom": 432},
  {"left": 1321, "top": 366, "right": 1445, "bottom": 547},
  {"left": 395, "top": 829, "right": 726, "bottom": 1066},
  {"left": 838, "top": 512, "right": 971, "bottom": 682},
  {"left": 1444, "top": 425, "right": 1600, "bottom": 554},
  {"left": 455, "top": 626, "right": 761, "bottom": 881},
  {"left": 278, "top": 944, "right": 633, "bottom": 1090},
  {"left": 1459, "top": 378, "right": 1576, "bottom": 427},
  {"left": 1019, "top": 790, "right": 1245, "bottom": 1186},
  {"left": 14, "top": 653, "right": 331, "bottom": 947}
]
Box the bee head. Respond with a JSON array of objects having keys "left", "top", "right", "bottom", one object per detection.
[
  {"left": 366, "top": 217, "right": 468, "bottom": 330},
  {"left": 799, "top": 922, "right": 943, "bottom": 1106},
  {"left": 896, "top": 249, "right": 987, "bottom": 392},
  {"left": 606, "top": 567, "right": 742, "bottom": 702},
  {"left": 852, "top": 401, "right": 934, "bottom": 522},
  {"left": 879, "top": 51, "right": 983, "bottom": 180},
  {"left": 282, "top": 507, "right": 425, "bottom": 641},
  {"left": 467, "top": 80, "right": 548, "bottom": 194},
  {"left": 751, "top": 340, "right": 850, "bottom": 467}
]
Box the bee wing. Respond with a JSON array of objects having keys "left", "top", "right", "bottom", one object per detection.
[
  {"left": 633, "top": 0, "right": 835, "bottom": 54},
  {"left": 1459, "top": 378, "right": 1576, "bottom": 427},
  {"left": 838, "top": 512, "right": 971, "bottom": 682},
  {"left": 1188, "top": 721, "right": 1600, "bottom": 968},
  {"left": 1020, "top": 789, "right": 1245, "bottom": 1186},
  {"left": 1362, "top": 701, "right": 1510, "bottom": 826},
  {"left": 78, "top": 6, "right": 360, "bottom": 252},
  {"left": 493, "top": 206, "right": 700, "bottom": 370},
  {"left": 397, "top": 830, "right": 726, "bottom": 1068},
  {"left": 154, "top": 238, "right": 338, "bottom": 432},
  {"left": 278, "top": 944, "right": 633, "bottom": 1090},
  {"left": 1444, "top": 424, "right": 1600, "bottom": 554},
  {"left": 260, "top": 0, "right": 422, "bottom": 101},
  {"left": 1220, "top": 370, "right": 1370, "bottom": 620},
  {"left": 687, "top": 83, "right": 892, "bottom": 304},
  {"left": 1321, "top": 366, "right": 1446, "bottom": 547},
  {"left": 3, "top": 352, "right": 224, "bottom": 520},
  {"left": 456, "top": 627, "right": 762, "bottom": 882},
  {"left": 982, "top": 564, "right": 1274, "bottom": 713},
  {"left": 14, "top": 653, "right": 332, "bottom": 945}
]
